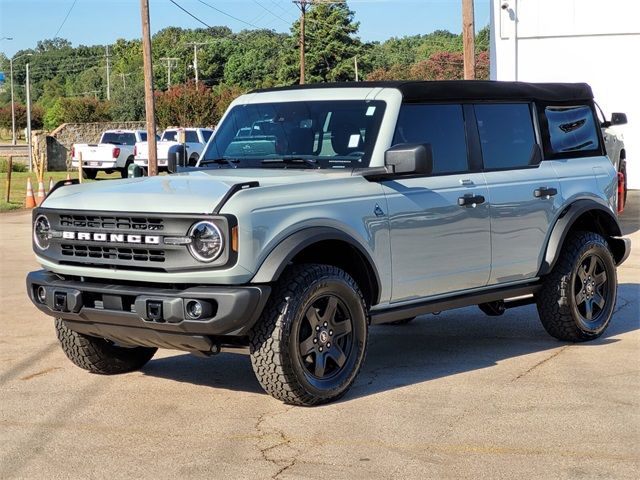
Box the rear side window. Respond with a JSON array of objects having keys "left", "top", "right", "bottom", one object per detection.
[
  {"left": 392, "top": 104, "right": 469, "bottom": 174},
  {"left": 475, "top": 103, "right": 536, "bottom": 170},
  {"left": 186, "top": 130, "right": 199, "bottom": 143},
  {"left": 202, "top": 130, "right": 213, "bottom": 142},
  {"left": 545, "top": 106, "right": 598, "bottom": 154},
  {"left": 139, "top": 132, "right": 147, "bottom": 141}
]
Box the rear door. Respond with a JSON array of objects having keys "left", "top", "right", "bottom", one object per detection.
[
  {"left": 382, "top": 103, "right": 491, "bottom": 302},
  {"left": 474, "top": 103, "right": 562, "bottom": 285}
]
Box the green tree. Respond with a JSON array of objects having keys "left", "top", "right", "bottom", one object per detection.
[{"left": 289, "top": 2, "right": 363, "bottom": 83}]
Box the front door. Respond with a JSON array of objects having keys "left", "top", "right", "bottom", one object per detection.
[{"left": 383, "top": 103, "right": 491, "bottom": 302}]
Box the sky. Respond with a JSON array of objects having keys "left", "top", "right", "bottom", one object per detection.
[{"left": 0, "top": 0, "right": 490, "bottom": 58}]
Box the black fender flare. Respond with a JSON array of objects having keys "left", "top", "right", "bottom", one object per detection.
[
  {"left": 250, "top": 227, "right": 382, "bottom": 304},
  {"left": 538, "top": 199, "right": 627, "bottom": 276}
]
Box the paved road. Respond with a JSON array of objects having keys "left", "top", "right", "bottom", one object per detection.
[
  {"left": 1, "top": 195, "right": 638, "bottom": 479},
  {"left": 0, "top": 144, "right": 28, "bottom": 158}
]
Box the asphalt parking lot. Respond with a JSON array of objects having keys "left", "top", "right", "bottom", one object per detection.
[{"left": 1, "top": 194, "right": 638, "bottom": 479}]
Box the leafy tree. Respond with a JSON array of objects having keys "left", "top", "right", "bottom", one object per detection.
[
  {"left": 0, "top": 103, "right": 43, "bottom": 129},
  {"left": 109, "top": 82, "right": 146, "bottom": 122},
  {"left": 288, "top": 2, "right": 363, "bottom": 83},
  {"left": 43, "top": 99, "right": 65, "bottom": 130}
]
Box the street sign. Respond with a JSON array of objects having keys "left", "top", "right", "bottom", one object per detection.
[{"left": 0, "top": 72, "right": 5, "bottom": 85}]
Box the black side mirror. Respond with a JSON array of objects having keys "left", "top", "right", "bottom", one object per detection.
[
  {"left": 166, "top": 144, "right": 185, "bottom": 174},
  {"left": 384, "top": 143, "right": 433, "bottom": 175},
  {"left": 611, "top": 112, "right": 627, "bottom": 126}
]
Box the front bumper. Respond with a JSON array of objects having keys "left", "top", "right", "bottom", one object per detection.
[{"left": 27, "top": 270, "right": 270, "bottom": 353}]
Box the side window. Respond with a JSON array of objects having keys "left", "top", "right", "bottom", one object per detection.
[
  {"left": 185, "top": 130, "right": 199, "bottom": 143},
  {"left": 392, "top": 104, "right": 469, "bottom": 174},
  {"left": 202, "top": 130, "right": 213, "bottom": 142},
  {"left": 545, "top": 106, "right": 598, "bottom": 154},
  {"left": 475, "top": 103, "right": 536, "bottom": 170}
]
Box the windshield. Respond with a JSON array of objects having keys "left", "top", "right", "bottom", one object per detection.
[{"left": 201, "top": 100, "right": 386, "bottom": 168}]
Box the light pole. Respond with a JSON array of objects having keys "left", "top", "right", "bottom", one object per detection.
[
  {"left": 26, "top": 62, "right": 33, "bottom": 172},
  {"left": 10, "top": 52, "right": 33, "bottom": 145}
]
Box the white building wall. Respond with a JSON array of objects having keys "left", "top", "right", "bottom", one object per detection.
[{"left": 491, "top": 0, "right": 640, "bottom": 188}]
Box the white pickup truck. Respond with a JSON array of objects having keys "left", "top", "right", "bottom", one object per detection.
[
  {"left": 134, "top": 127, "right": 214, "bottom": 170},
  {"left": 72, "top": 130, "right": 148, "bottom": 179}
]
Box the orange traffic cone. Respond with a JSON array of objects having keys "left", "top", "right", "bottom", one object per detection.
[
  {"left": 48, "top": 177, "right": 54, "bottom": 193},
  {"left": 36, "top": 179, "right": 46, "bottom": 204},
  {"left": 25, "top": 178, "right": 36, "bottom": 209}
]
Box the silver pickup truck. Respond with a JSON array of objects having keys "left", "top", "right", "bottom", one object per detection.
[{"left": 28, "top": 81, "right": 630, "bottom": 405}]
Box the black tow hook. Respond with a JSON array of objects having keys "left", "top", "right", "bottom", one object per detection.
[
  {"left": 146, "top": 301, "right": 164, "bottom": 322},
  {"left": 54, "top": 292, "right": 68, "bottom": 312}
]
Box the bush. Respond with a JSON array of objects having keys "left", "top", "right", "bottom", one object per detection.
[
  {"left": 0, "top": 103, "right": 44, "bottom": 130},
  {"left": 0, "top": 158, "right": 28, "bottom": 172}
]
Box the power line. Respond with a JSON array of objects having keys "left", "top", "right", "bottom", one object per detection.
[
  {"left": 169, "top": 0, "right": 213, "bottom": 29},
  {"left": 251, "top": 1, "right": 291, "bottom": 26},
  {"left": 195, "top": 0, "right": 262, "bottom": 29},
  {"left": 53, "top": 0, "right": 78, "bottom": 38}
]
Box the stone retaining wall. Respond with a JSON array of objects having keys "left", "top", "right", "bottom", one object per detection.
[{"left": 48, "top": 121, "right": 147, "bottom": 170}]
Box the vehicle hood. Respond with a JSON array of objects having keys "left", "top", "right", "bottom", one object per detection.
[{"left": 42, "top": 169, "right": 352, "bottom": 214}]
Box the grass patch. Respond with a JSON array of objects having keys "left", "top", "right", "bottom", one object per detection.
[{"left": 0, "top": 170, "right": 121, "bottom": 212}]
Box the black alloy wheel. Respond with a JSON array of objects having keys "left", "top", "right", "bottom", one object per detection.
[
  {"left": 296, "top": 295, "right": 354, "bottom": 381},
  {"left": 573, "top": 253, "right": 611, "bottom": 331}
]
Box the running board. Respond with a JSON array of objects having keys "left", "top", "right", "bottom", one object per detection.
[{"left": 370, "top": 283, "right": 541, "bottom": 325}]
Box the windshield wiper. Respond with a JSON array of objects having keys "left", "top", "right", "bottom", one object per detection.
[
  {"left": 200, "top": 158, "right": 241, "bottom": 166},
  {"left": 262, "top": 157, "right": 319, "bottom": 169}
]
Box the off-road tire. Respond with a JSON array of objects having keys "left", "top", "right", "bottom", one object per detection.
[
  {"left": 536, "top": 231, "right": 617, "bottom": 342},
  {"left": 249, "top": 264, "right": 368, "bottom": 406},
  {"left": 55, "top": 318, "right": 157, "bottom": 374}
]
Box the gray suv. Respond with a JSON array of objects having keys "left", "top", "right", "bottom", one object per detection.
[{"left": 27, "top": 81, "right": 630, "bottom": 405}]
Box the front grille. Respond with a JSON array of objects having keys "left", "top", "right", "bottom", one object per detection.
[
  {"left": 61, "top": 244, "right": 166, "bottom": 263},
  {"left": 59, "top": 214, "right": 164, "bottom": 231}
]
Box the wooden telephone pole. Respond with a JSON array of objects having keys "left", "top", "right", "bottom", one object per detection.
[
  {"left": 293, "top": 0, "right": 309, "bottom": 84},
  {"left": 140, "top": 0, "right": 158, "bottom": 176},
  {"left": 462, "top": 0, "right": 476, "bottom": 80}
]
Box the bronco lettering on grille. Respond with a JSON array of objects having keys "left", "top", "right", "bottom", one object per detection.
[{"left": 61, "top": 231, "right": 161, "bottom": 245}]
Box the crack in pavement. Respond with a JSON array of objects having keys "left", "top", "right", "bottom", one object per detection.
[
  {"left": 512, "top": 345, "right": 570, "bottom": 381},
  {"left": 253, "top": 406, "right": 301, "bottom": 479}
]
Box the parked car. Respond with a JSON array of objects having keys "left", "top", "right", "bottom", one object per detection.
[
  {"left": 29, "top": 81, "right": 630, "bottom": 406},
  {"left": 134, "top": 127, "right": 214, "bottom": 171},
  {"left": 595, "top": 103, "right": 628, "bottom": 205},
  {"left": 71, "top": 130, "right": 147, "bottom": 179}
]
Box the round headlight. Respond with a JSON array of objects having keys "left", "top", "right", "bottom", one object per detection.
[
  {"left": 188, "top": 221, "right": 223, "bottom": 262},
  {"left": 33, "top": 214, "right": 51, "bottom": 251}
]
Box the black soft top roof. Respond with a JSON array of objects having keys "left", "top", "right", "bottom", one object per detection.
[{"left": 253, "top": 80, "right": 594, "bottom": 103}]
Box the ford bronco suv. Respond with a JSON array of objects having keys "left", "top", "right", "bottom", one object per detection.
[{"left": 27, "top": 81, "right": 631, "bottom": 406}]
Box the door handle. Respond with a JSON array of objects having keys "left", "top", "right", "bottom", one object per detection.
[
  {"left": 534, "top": 187, "right": 558, "bottom": 199},
  {"left": 458, "top": 194, "right": 486, "bottom": 208}
]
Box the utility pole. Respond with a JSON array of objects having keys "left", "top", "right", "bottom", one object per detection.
[
  {"left": 105, "top": 45, "right": 111, "bottom": 100},
  {"left": 462, "top": 0, "right": 476, "bottom": 80},
  {"left": 186, "top": 42, "right": 207, "bottom": 85},
  {"left": 140, "top": 0, "right": 158, "bottom": 176},
  {"left": 25, "top": 63, "right": 33, "bottom": 172},
  {"left": 160, "top": 57, "right": 179, "bottom": 89},
  {"left": 293, "top": 0, "right": 309, "bottom": 84},
  {"left": 354, "top": 56, "right": 359, "bottom": 82},
  {"left": 120, "top": 72, "right": 132, "bottom": 91}
]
